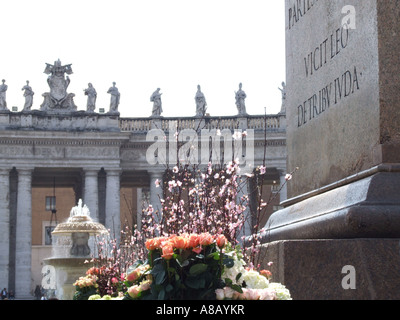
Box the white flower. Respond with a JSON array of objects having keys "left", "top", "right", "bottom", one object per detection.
[
  {"left": 267, "top": 283, "right": 292, "bottom": 300},
  {"left": 242, "top": 269, "right": 270, "bottom": 289},
  {"left": 232, "top": 131, "right": 242, "bottom": 140},
  {"left": 221, "top": 251, "right": 246, "bottom": 286},
  {"left": 285, "top": 173, "right": 292, "bottom": 181}
]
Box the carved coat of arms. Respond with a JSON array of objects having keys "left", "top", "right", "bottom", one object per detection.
[{"left": 41, "top": 59, "right": 77, "bottom": 111}]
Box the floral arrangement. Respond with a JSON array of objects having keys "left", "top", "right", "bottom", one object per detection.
[
  {"left": 83, "top": 232, "right": 291, "bottom": 300},
  {"left": 73, "top": 132, "right": 297, "bottom": 301}
]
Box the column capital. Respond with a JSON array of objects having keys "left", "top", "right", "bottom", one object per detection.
[
  {"left": 83, "top": 167, "right": 101, "bottom": 173},
  {"left": 0, "top": 168, "right": 12, "bottom": 175},
  {"left": 16, "top": 167, "right": 34, "bottom": 172},
  {"left": 16, "top": 167, "right": 34, "bottom": 177},
  {"left": 104, "top": 168, "right": 122, "bottom": 176},
  {"left": 148, "top": 169, "right": 165, "bottom": 179}
]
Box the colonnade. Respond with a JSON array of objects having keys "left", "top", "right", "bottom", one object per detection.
[
  {"left": 0, "top": 165, "right": 286, "bottom": 299},
  {"left": 0, "top": 166, "right": 142, "bottom": 299}
]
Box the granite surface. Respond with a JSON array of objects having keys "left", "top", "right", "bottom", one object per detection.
[
  {"left": 260, "top": 239, "right": 400, "bottom": 300},
  {"left": 285, "top": 0, "right": 400, "bottom": 198}
]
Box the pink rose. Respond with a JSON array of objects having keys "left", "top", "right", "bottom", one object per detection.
[
  {"left": 139, "top": 280, "right": 152, "bottom": 292},
  {"left": 127, "top": 269, "right": 139, "bottom": 282},
  {"left": 215, "top": 289, "right": 225, "bottom": 300},
  {"left": 111, "top": 277, "right": 118, "bottom": 284},
  {"left": 259, "top": 289, "right": 276, "bottom": 300},
  {"left": 128, "top": 285, "right": 141, "bottom": 299}
]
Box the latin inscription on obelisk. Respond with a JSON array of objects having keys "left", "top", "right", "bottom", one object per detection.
[{"left": 285, "top": 0, "right": 382, "bottom": 198}]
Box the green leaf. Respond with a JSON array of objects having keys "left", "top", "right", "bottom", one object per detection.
[
  {"left": 207, "top": 252, "right": 220, "bottom": 261},
  {"left": 224, "top": 278, "right": 233, "bottom": 286},
  {"left": 185, "top": 277, "right": 199, "bottom": 289},
  {"left": 236, "top": 272, "right": 242, "bottom": 282},
  {"left": 223, "top": 258, "right": 234, "bottom": 268},
  {"left": 151, "top": 263, "right": 166, "bottom": 285},
  {"left": 158, "top": 289, "right": 165, "bottom": 300},
  {"left": 165, "top": 284, "right": 174, "bottom": 293},
  {"left": 185, "top": 276, "right": 206, "bottom": 289},
  {"left": 181, "top": 260, "right": 189, "bottom": 267},
  {"left": 168, "top": 267, "right": 176, "bottom": 273},
  {"left": 232, "top": 284, "right": 243, "bottom": 293},
  {"left": 189, "top": 263, "right": 208, "bottom": 276},
  {"left": 155, "top": 270, "right": 166, "bottom": 285}
]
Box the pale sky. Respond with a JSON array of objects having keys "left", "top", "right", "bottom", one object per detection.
[{"left": 1, "top": 0, "right": 285, "bottom": 118}]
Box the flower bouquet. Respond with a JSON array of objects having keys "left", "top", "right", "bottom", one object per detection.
[{"left": 85, "top": 232, "right": 291, "bottom": 300}]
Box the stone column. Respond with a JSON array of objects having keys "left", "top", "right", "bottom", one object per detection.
[
  {"left": 136, "top": 188, "right": 143, "bottom": 231},
  {"left": 15, "top": 168, "right": 33, "bottom": 299},
  {"left": 279, "top": 171, "right": 288, "bottom": 204},
  {"left": 83, "top": 169, "right": 99, "bottom": 222},
  {"left": 237, "top": 176, "right": 251, "bottom": 241},
  {"left": 148, "top": 171, "right": 164, "bottom": 224},
  {"left": 137, "top": 188, "right": 150, "bottom": 230},
  {"left": 105, "top": 169, "right": 121, "bottom": 243},
  {"left": 0, "top": 169, "right": 10, "bottom": 290}
]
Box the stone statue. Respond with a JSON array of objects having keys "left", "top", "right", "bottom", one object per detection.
[
  {"left": 195, "top": 85, "right": 207, "bottom": 117},
  {"left": 84, "top": 83, "right": 97, "bottom": 112},
  {"left": 235, "top": 83, "right": 247, "bottom": 116},
  {"left": 278, "top": 81, "right": 287, "bottom": 113},
  {"left": 0, "top": 79, "right": 8, "bottom": 110},
  {"left": 150, "top": 88, "right": 163, "bottom": 117},
  {"left": 22, "top": 81, "right": 34, "bottom": 111},
  {"left": 40, "top": 59, "right": 77, "bottom": 111},
  {"left": 107, "top": 82, "right": 120, "bottom": 113}
]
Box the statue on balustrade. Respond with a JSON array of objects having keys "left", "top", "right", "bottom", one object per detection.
[
  {"left": 22, "top": 80, "right": 34, "bottom": 111},
  {"left": 84, "top": 83, "right": 97, "bottom": 112},
  {"left": 40, "top": 59, "right": 77, "bottom": 112},
  {"left": 235, "top": 83, "right": 247, "bottom": 116},
  {"left": 0, "top": 79, "right": 8, "bottom": 110},
  {"left": 278, "top": 81, "right": 286, "bottom": 113},
  {"left": 107, "top": 82, "right": 120, "bottom": 113},
  {"left": 195, "top": 85, "right": 207, "bottom": 117},
  {"left": 150, "top": 88, "right": 163, "bottom": 117}
]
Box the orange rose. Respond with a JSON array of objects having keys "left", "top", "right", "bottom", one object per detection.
[
  {"left": 216, "top": 234, "right": 227, "bottom": 249},
  {"left": 260, "top": 269, "right": 272, "bottom": 279},
  {"left": 173, "top": 236, "right": 187, "bottom": 250},
  {"left": 187, "top": 234, "right": 200, "bottom": 248},
  {"left": 161, "top": 243, "right": 174, "bottom": 260},
  {"left": 145, "top": 239, "right": 157, "bottom": 251},
  {"left": 199, "top": 232, "right": 214, "bottom": 246}
]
